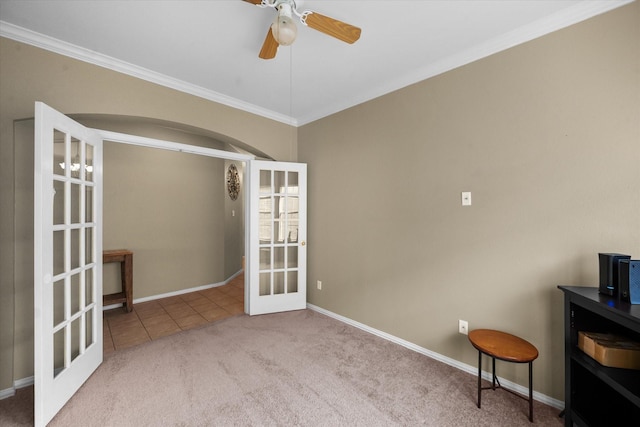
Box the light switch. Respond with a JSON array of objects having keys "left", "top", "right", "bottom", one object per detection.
[{"left": 461, "top": 192, "right": 472, "bottom": 206}]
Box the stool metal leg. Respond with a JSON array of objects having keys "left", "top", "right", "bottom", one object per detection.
[
  {"left": 491, "top": 357, "right": 496, "bottom": 390},
  {"left": 528, "top": 361, "right": 533, "bottom": 422},
  {"left": 477, "top": 351, "right": 482, "bottom": 408}
]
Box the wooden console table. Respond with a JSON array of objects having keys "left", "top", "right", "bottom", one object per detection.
[{"left": 103, "top": 249, "right": 133, "bottom": 312}]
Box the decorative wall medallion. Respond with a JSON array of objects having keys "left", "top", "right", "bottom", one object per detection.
[{"left": 226, "top": 163, "right": 240, "bottom": 201}]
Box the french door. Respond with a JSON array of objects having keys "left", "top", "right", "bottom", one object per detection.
[
  {"left": 248, "top": 160, "right": 307, "bottom": 315},
  {"left": 34, "top": 102, "right": 103, "bottom": 427},
  {"left": 33, "top": 103, "right": 308, "bottom": 425}
]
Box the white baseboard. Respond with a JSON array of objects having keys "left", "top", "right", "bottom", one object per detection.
[
  {"left": 306, "top": 303, "right": 564, "bottom": 411},
  {"left": 0, "top": 376, "right": 34, "bottom": 400},
  {"left": 104, "top": 269, "right": 244, "bottom": 311},
  {"left": 0, "top": 387, "right": 15, "bottom": 400},
  {"left": 14, "top": 376, "right": 34, "bottom": 389}
]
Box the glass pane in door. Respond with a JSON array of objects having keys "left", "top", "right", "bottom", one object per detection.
[
  {"left": 287, "top": 246, "right": 298, "bottom": 268},
  {"left": 70, "top": 273, "right": 81, "bottom": 317},
  {"left": 70, "top": 137, "right": 81, "bottom": 178},
  {"left": 274, "top": 272, "right": 285, "bottom": 295},
  {"left": 85, "top": 186, "right": 93, "bottom": 222},
  {"left": 259, "top": 170, "right": 271, "bottom": 193},
  {"left": 53, "top": 130, "right": 65, "bottom": 177},
  {"left": 53, "top": 279, "right": 65, "bottom": 327},
  {"left": 259, "top": 272, "right": 271, "bottom": 296},
  {"left": 274, "top": 247, "right": 285, "bottom": 269},
  {"left": 274, "top": 171, "right": 285, "bottom": 193},
  {"left": 85, "top": 228, "right": 93, "bottom": 264},
  {"left": 287, "top": 271, "right": 298, "bottom": 293},
  {"left": 84, "top": 269, "right": 93, "bottom": 306},
  {"left": 53, "top": 231, "right": 64, "bottom": 276},
  {"left": 53, "top": 180, "right": 64, "bottom": 225},
  {"left": 85, "top": 309, "right": 93, "bottom": 346},
  {"left": 70, "top": 183, "right": 80, "bottom": 224},
  {"left": 259, "top": 248, "right": 271, "bottom": 269},
  {"left": 70, "top": 317, "right": 81, "bottom": 362},
  {"left": 70, "top": 228, "right": 80, "bottom": 270},
  {"left": 287, "top": 172, "right": 298, "bottom": 194},
  {"left": 53, "top": 329, "right": 65, "bottom": 378},
  {"left": 259, "top": 196, "right": 272, "bottom": 244},
  {"left": 85, "top": 144, "right": 94, "bottom": 182}
]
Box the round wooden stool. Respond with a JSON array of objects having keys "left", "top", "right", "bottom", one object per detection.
[{"left": 468, "top": 329, "right": 539, "bottom": 422}]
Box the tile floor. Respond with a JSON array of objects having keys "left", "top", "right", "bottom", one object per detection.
[{"left": 103, "top": 274, "right": 245, "bottom": 353}]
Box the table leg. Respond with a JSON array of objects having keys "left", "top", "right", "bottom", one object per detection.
[
  {"left": 123, "top": 254, "right": 133, "bottom": 312},
  {"left": 529, "top": 361, "right": 533, "bottom": 422},
  {"left": 477, "top": 351, "right": 482, "bottom": 408},
  {"left": 491, "top": 357, "right": 496, "bottom": 390}
]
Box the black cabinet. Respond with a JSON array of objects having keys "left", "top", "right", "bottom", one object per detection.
[{"left": 558, "top": 286, "right": 640, "bottom": 426}]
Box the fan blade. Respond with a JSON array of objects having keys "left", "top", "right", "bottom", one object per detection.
[
  {"left": 243, "top": 0, "right": 263, "bottom": 5},
  {"left": 303, "top": 12, "right": 361, "bottom": 44},
  {"left": 259, "top": 27, "right": 278, "bottom": 59}
]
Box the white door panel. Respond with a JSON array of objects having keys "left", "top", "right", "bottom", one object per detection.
[
  {"left": 248, "top": 160, "right": 307, "bottom": 315},
  {"left": 34, "top": 102, "right": 103, "bottom": 427}
]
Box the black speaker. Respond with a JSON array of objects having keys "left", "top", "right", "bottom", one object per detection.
[
  {"left": 619, "top": 260, "right": 640, "bottom": 304},
  {"left": 599, "top": 253, "right": 631, "bottom": 296}
]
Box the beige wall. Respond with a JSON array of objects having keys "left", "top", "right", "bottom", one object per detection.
[
  {"left": 224, "top": 160, "right": 246, "bottom": 280},
  {"left": 0, "top": 38, "right": 294, "bottom": 390},
  {"left": 299, "top": 2, "right": 639, "bottom": 402},
  {"left": 102, "top": 143, "right": 227, "bottom": 296},
  {"left": 74, "top": 116, "right": 246, "bottom": 297}
]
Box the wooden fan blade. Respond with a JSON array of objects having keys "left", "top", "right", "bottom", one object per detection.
[
  {"left": 259, "top": 27, "right": 278, "bottom": 59},
  {"left": 242, "top": 0, "right": 263, "bottom": 5},
  {"left": 304, "top": 12, "right": 361, "bottom": 44}
]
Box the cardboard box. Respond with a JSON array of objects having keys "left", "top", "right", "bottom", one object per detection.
[{"left": 578, "top": 331, "right": 640, "bottom": 370}]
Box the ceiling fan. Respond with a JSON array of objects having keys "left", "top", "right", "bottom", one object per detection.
[{"left": 243, "top": 0, "right": 361, "bottom": 59}]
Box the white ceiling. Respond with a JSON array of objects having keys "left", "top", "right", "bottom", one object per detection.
[{"left": 0, "top": 0, "right": 633, "bottom": 126}]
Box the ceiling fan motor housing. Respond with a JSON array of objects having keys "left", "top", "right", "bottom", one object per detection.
[{"left": 272, "top": 2, "right": 297, "bottom": 46}]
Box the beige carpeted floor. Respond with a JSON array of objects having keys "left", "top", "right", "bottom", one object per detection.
[{"left": 1, "top": 309, "right": 563, "bottom": 426}]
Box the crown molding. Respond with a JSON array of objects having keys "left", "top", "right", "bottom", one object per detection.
[
  {"left": 296, "top": 0, "right": 635, "bottom": 126},
  {"left": 0, "top": 20, "right": 298, "bottom": 127}
]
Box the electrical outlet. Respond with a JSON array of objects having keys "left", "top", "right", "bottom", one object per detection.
[
  {"left": 459, "top": 319, "right": 468, "bottom": 335},
  {"left": 317, "top": 280, "right": 322, "bottom": 290}
]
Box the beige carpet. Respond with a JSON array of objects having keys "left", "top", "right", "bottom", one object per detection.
[{"left": 1, "top": 310, "right": 562, "bottom": 426}]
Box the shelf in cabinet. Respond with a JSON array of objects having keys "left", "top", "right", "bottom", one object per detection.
[{"left": 571, "top": 350, "right": 640, "bottom": 406}]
